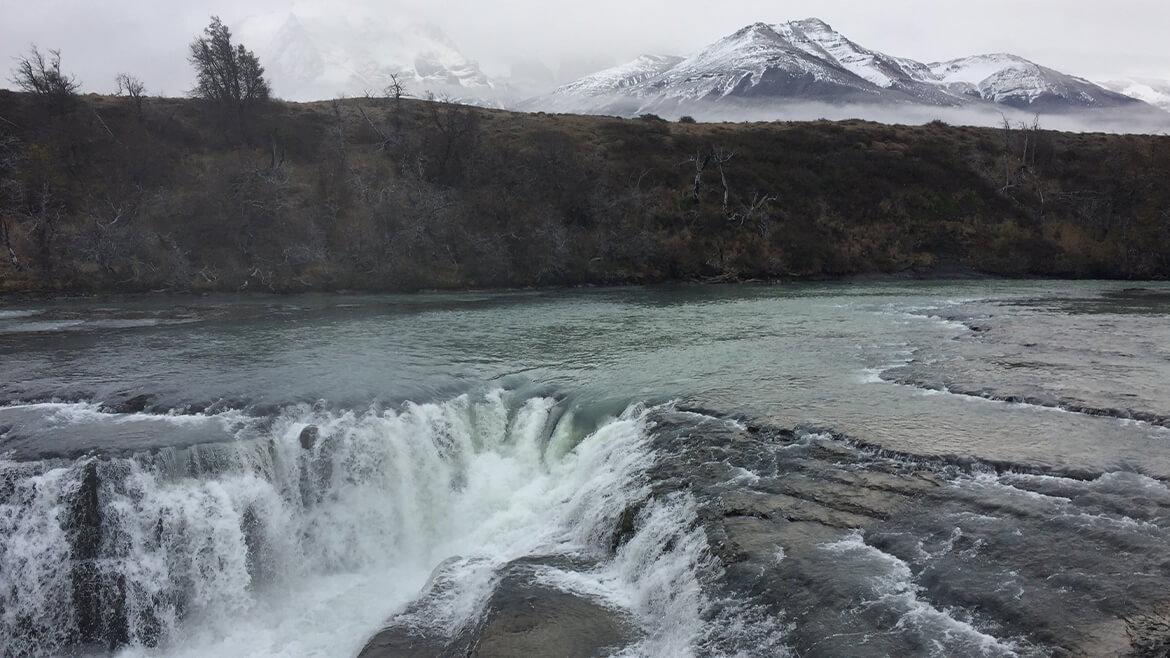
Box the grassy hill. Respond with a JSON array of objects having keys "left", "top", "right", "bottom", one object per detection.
[{"left": 1, "top": 91, "right": 1168, "bottom": 293}]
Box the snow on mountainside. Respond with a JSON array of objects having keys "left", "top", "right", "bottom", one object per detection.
[
  {"left": 531, "top": 54, "right": 684, "bottom": 114},
  {"left": 647, "top": 22, "right": 885, "bottom": 103},
  {"left": 923, "top": 54, "right": 1139, "bottom": 110},
  {"left": 533, "top": 18, "right": 1158, "bottom": 122},
  {"left": 766, "top": 18, "right": 957, "bottom": 105},
  {"left": 236, "top": 9, "right": 494, "bottom": 102},
  {"left": 1099, "top": 78, "right": 1170, "bottom": 112},
  {"left": 556, "top": 55, "right": 684, "bottom": 96},
  {"left": 529, "top": 21, "right": 895, "bottom": 115}
]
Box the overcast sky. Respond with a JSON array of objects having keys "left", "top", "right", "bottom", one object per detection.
[{"left": 3, "top": 0, "right": 1168, "bottom": 95}]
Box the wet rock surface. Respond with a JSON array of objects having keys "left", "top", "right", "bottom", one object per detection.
[
  {"left": 358, "top": 556, "right": 640, "bottom": 658},
  {"left": 641, "top": 409, "right": 1170, "bottom": 657},
  {"left": 99, "top": 394, "right": 156, "bottom": 415},
  {"left": 353, "top": 405, "right": 1170, "bottom": 656},
  {"left": 645, "top": 411, "right": 947, "bottom": 655},
  {"left": 1126, "top": 601, "right": 1170, "bottom": 657},
  {"left": 298, "top": 425, "right": 319, "bottom": 451},
  {"left": 885, "top": 298, "right": 1170, "bottom": 431}
]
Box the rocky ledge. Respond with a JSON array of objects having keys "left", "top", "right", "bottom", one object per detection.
[{"left": 357, "top": 408, "right": 1170, "bottom": 657}]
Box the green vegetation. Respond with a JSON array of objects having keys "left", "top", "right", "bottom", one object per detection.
[
  {"left": 0, "top": 90, "right": 1168, "bottom": 293},
  {"left": 187, "top": 17, "right": 271, "bottom": 118}
]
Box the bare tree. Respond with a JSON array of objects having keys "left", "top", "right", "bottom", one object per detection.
[
  {"left": 731, "top": 192, "right": 778, "bottom": 231},
  {"left": 684, "top": 146, "right": 735, "bottom": 212},
  {"left": 355, "top": 103, "right": 391, "bottom": 153},
  {"left": 115, "top": 73, "right": 146, "bottom": 116},
  {"left": 0, "top": 134, "right": 22, "bottom": 269},
  {"left": 385, "top": 74, "right": 407, "bottom": 103},
  {"left": 188, "top": 16, "right": 270, "bottom": 115},
  {"left": 998, "top": 114, "right": 1047, "bottom": 222},
  {"left": 26, "top": 180, "right": 62, "bottom": 271},
  {"left": 11, "top": 45, "right": 79, "bottom": 100},
  {"left": 685, "top": 148, "right": 710, "bottom": 201},
  {"left": 711, "top": 147, "right": 735, "bottom": 214},
  {"left": 385, "top": 73, "right": 408, "bottom": 134}
]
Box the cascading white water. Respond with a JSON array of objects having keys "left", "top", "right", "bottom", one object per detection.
[{"left": 0, "top": 390, "right": 721, "bottom": 658}]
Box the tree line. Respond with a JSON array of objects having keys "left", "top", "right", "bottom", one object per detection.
[{"left": 10, "top": 16, "right": 268, "bottom": 119}]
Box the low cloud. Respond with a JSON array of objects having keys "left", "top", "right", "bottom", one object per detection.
[{"left": 3, "top": 0, "right": 1170, "bottom": 98}]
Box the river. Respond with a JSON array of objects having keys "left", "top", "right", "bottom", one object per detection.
[{"left": 2, "top": 281, "right": 1168, "bottom": 657}]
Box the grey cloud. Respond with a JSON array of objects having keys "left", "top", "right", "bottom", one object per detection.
[{"left": 2, "top": 0, "right": 1167, "bottom": 97}]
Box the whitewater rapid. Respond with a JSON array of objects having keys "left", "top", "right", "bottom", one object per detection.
[
  {"left": 5, "top": 283, "right": 1170, "bottom": 657},
  {"left": 0, "top": 390, "right": 727, "bottom": 658}
]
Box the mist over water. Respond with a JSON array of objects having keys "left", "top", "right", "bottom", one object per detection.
[{"left": 2, "top": 280, "right": 1169, "bottom": 656}]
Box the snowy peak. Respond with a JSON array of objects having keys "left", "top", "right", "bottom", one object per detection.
[
  {"left": 766, "top": 18, "right": 958, "bottom": 104},
  {"left": 649, "top": 21, "right": 883, "bottom": 102},
  {"left": 789, "top": 17, "right": 832, "bottom": 30},
  {"left": 236, "top": 10, "right": 493, "bottom": 101},
  {"left": 928, "top": 53, "right": 1032, "bottom": 85},
  {"left": 770, "top": 18, "right": 898, "bottom": 88}
]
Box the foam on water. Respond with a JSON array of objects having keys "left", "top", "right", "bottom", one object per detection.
[
  {"left": 820, "top": 531, "right": 1023, "bottom": 657},
  {"left": 0, "top": 319, "right": 87, "bottom": 334},
  {"left": 0, "top": 392, "right": 755, "bottom": 658},
  {"left": 0, "top": 310, "right": 42, "bottom": 320},
  {"left": 1, "top": 401, "right": 245, "bottom": 426}
]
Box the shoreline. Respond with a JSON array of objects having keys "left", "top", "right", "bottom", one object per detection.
[{"left": 4, "top": 268, "right": 1145, "bottom": 303}]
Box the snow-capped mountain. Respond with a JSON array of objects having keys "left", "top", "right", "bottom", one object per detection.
[
  {"left": 922, "top": 54, "right": 1137, "bottom": 110},
  {"left": 532, "top": 18, "right": 1154, "bottom": 120},
  {"left": 235, "top": 9, "right": 495, "bottom": 102},
  {"left": 1099, "top": 78, "right": 1170, "bottom": 112},
  {"left": 645, "top": 22, "right": 890, "bottom": 104}
]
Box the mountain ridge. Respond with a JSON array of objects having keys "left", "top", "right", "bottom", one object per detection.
[
  {"left": 532, "top": 18, "right": 1160, "bottom": 123},
  {"left": 229, "top": 12, "right": 1168, "bottom": 129}
]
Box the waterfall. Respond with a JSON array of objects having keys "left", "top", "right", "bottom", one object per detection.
[{"left": 0, "top": 391, "right": 715, "bottom": 657}]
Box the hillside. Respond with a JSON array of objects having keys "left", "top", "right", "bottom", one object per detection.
[{"left": 1, "top": 91, "right": 1169, "bottom": 294}]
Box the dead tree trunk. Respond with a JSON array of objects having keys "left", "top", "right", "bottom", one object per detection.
[
  {"left": 712, "top": 148, "right": 735, "bottom": 214},
  {"left": 0, "top": 214, "right": 20, "bottom": 270},
  {"left": 688, "top": 149, "right": 710, "bottom": 201}
]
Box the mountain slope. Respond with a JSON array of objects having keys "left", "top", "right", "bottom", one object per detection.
[
  {"left": 532, "top": 54, "right": 684, "bottom": 113},
  {"left": 556, "top": 55, "right": 684, "bottom": 95}
]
